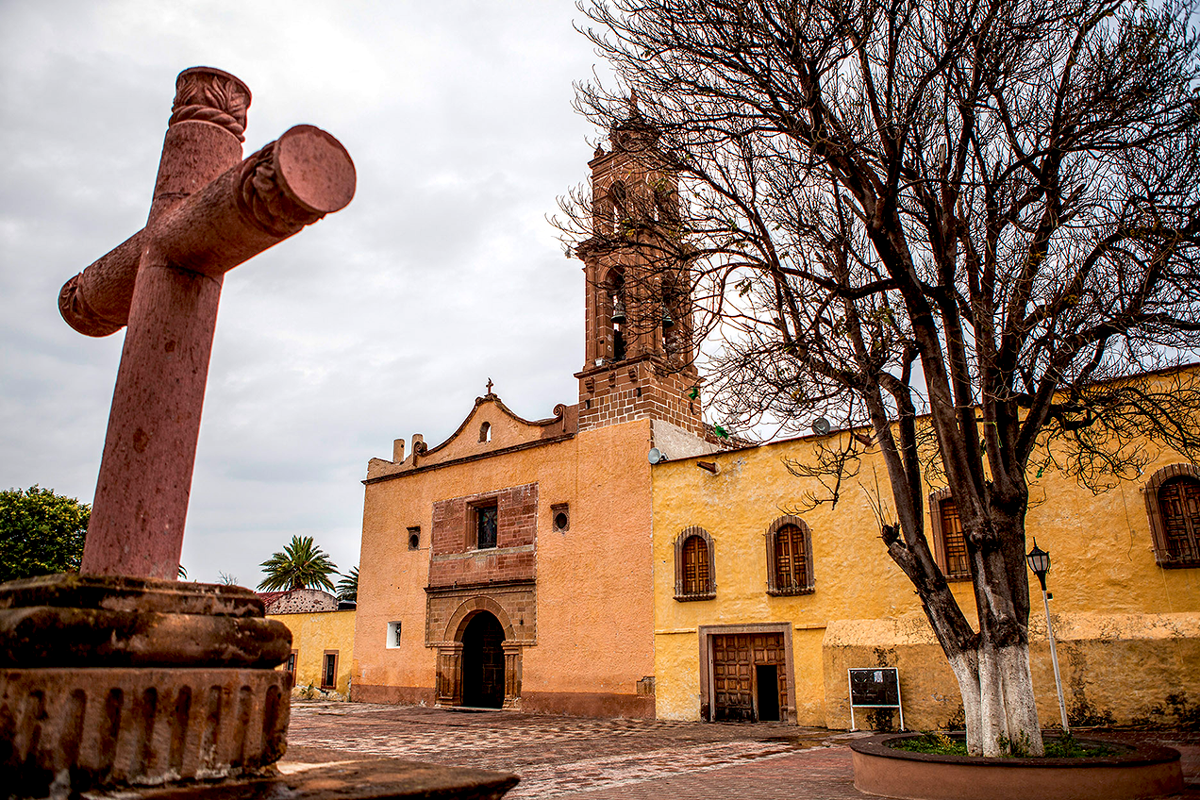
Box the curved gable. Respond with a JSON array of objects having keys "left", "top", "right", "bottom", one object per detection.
[{"left": 366, "top": 393, "right": 577, "bottom": 480}]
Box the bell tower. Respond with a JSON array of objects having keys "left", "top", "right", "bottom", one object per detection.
[{"left": 573, "top": 102, "right": 703, "bottom": 437}]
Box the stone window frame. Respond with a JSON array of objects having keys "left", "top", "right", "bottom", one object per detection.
[
  {"left": 469, "top": 496, "right": 500, "bottom": 551},
  {"left": 765, "top": 515, "right": 815, "bottom": 596},
  {"left": 674, "top": 526, "right": 716, "bottom": 601},
  {"left": 551, "top": 503, "right": 570, "bottom": 533},
  {"left": 928, "top": 488, "right": 971, "bottom": 581},
  {"left": 321, "top": 650, "right": 339, "bottom": 689},
  {"left": 1143, "top": 463, "right": 1200, "bottom": 568}
]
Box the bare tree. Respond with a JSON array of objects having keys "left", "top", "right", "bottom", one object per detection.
[{"left": 561, "top": 0, "right": 1200, "bottom": 755}]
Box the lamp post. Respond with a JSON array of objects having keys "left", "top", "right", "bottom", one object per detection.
[{"left": 1027, "top": 539, "right": 1070, "bottom": 733}]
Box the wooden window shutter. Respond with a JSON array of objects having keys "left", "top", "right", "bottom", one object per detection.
[
  {"left": 939, "top": 499, "right": 970, "bottom": 579},
  {"left": 1160, "top": 478, "right": 1200, "bottom": 564}
]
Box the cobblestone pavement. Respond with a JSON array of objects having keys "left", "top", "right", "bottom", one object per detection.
[{"left": 281, "top": 701, "right": 1200, "bottom": 799}]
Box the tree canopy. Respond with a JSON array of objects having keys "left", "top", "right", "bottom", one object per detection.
[
  {"left": 0, "top": 486, "right": 90, "bottom": 582},
  {"left": 336, "top": 566, "right": 358, "bottom": 603},
  {"left": 258, "top": 535, "right": 338, "bottom": 592},
  {"left": 564, "top": 0, "right": 1200, "bottom": 755}
]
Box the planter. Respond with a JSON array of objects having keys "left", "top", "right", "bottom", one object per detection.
[{"left": 850, "top": 733, "right": 1184, "bottom": 800}]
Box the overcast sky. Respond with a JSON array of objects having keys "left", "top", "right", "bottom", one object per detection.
[{"left": 0, "top": 1, "right": 614, "bottom": 587}]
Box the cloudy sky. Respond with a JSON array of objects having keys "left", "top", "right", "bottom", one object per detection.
[{"left": 0, "top": 1, "right": 615, "bottom": 587}]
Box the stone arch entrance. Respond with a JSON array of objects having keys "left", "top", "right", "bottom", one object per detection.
[
  {"left": 461, "top": 611, "right": 505, "bottom": 708},
  {"left": 434, "top": 596, "right": 523, "bottom": 709}
]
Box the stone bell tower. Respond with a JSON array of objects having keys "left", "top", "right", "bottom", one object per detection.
[{"left": 574, "top": 99, "right": 703, "bottom": 437}]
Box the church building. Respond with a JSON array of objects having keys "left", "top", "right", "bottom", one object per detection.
[
  {"left": 351, "top": 111, "right": 1200, "bottom": 728},
  {"left": 350, "top": 114, "right": 722, "bottom": 716}
]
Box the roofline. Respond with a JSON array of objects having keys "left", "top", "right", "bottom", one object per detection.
[
  {"left": 654, "top": 361, "right": 1200, "bottom": 466},
  {"left": 364, "top": 431, "right": 577, "bottom": 485}
]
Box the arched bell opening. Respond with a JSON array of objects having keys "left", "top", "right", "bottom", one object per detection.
[{"left": 603, "top": 267, "right": 627, "bottom": 363}]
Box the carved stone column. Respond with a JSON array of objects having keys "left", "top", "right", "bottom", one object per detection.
[
  {"left": 435, "top": 643, "right": 463, "bottom": 706},
  {"left": 502, "top": 643, "right": 522, "bottom": 709}
]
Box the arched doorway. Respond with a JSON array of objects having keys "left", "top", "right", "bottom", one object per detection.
[{"left": 461, "top": 611, "right": 505, "bottom": 708}]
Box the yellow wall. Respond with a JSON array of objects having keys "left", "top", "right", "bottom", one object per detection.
[
  {"left": 353, "top": 413, "right": 657, "bottom": 713},
  {"left": 652, "top": 431, "right": 1200, "bottom": 728},
  {"left": 269, "top": 609, "right": 356, "bottom": 696}
]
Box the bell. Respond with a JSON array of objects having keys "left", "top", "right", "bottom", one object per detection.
[
  {"left": 661, "top": 308, "right": 674, "bottom": 329},
  {"left": 611, "top": 298, "right": 626, "bottom": 324}
]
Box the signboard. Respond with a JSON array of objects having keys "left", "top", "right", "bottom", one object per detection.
[{"left": 848, "top": 667, "right": 904, "bottom": 730}]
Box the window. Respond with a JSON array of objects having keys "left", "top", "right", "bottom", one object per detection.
[
  {"left": 552, "top": 503, "right": 569, "bottom": 533},
  {"left": 929, "top": 489, "right": 971, "bottom": 581},
  {"left": 674, "top": 526, "right": 715, "bottom": 600},
  {"left": 407, "top": 526, "right": 421, "bottom": 550},
  {"left": 766, "top": 516, "right": 814, "bottom": 595},
  {"left": 479, "top": 421, "right": 492, "bottom": 443},
  {"left": 285, "top": 650, "right": 297, "bottom": 675},
  {"left": 387, "top": 621, "right": 402, "bottom": 649},
  {"left": 475, "top": 502, "right": 498, "bottom": 550},
  {"left": 1144, "top": 464, "right": 1200, "bottom": 568},
  {"left": 322, "top": 651, "right": 338, "bottom": 689}
]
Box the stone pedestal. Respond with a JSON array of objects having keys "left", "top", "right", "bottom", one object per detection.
[{"left": 0, "top": 574, "right": 293, "bottom": 796}]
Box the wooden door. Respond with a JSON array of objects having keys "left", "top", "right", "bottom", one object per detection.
[{"left": 712, "top": 632, "right": 787, "bottom": 722}]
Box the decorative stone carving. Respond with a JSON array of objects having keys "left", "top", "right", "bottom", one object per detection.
[{"left": 169, "top": 66, "right": 252, "bottom": 141}]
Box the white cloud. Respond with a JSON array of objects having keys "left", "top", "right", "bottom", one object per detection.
[{"left": 0, "top": 0, "right": 602, "bottom": 587}]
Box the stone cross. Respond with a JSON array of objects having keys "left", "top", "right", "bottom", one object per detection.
[{"left": 59, "top": 67, "right": 355, "bottom": 580}]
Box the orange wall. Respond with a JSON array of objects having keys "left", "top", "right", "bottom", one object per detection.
[{"left": 353, "top": 417, "right": 656, "bottom": 711}]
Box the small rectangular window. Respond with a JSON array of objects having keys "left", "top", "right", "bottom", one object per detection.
[
  {"left": 407, "top": 526, "right": 421, "bottom": 550},
  {"left": 322, "top": 651, "right": 338, "bottom": 689},
  {"left": 475, "top": 503, "right": 498, "bottom": 549},
  {"left": 285, "top": 650, "right": 297, "bottom": 674},
  {"left": 387, "top": 621, "right": 402, "bottom": 649}
]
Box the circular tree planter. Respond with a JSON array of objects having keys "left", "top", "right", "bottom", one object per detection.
[{"left": 850, "top": 733, "right": 1184, "bottom": 800}]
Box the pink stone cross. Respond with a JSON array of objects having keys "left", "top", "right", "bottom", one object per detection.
[{"left": 59, "top": 67, "right": 355, "bottom": 580}]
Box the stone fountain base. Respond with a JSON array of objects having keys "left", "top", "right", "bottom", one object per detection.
[
  {"left": 1, "top": 574, "right": 520, "bottom": 800},
  {"left": 0, "top": 574, "right": 294, "bottom": 796}
]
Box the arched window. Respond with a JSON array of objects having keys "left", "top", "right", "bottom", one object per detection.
[
  {"left": 479, "top": 421, "right": 492, "bottom": 443},
  {"left": 674, "top": 526, "right": 715, "bottom": 601},
  {"left": 766, "top": 516, "right": 814, "bottom": 595},
  {"left": 928, "top": 489, "right": 971, "bottom": 581},
  {"left": 1144, "top": 464, "right": 1200, "bottom": 568}
]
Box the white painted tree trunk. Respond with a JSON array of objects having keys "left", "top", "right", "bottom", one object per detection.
[
  {"left": 960, "top": 642, "right": 1044, "bottom": 756},
  {"left": 947, "top": 651, "right": 982, "bottom": 754}
]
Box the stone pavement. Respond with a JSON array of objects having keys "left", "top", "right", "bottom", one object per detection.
[{"left": 281, "top": 701, "right": 1200, "bottom": 799}]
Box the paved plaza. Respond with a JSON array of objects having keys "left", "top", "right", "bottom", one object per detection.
[{"left": 280, "top": 701, "right": 1200, "bottom": 799}]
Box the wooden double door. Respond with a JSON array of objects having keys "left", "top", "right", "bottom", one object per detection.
[{"left": 712, "top": 632, "right": 787, "bottom": 722}]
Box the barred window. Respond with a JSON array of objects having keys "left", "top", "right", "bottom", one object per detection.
[
  {"left": 766, "top": 517, "right": 814, "bottom": 595},
  {"left": 1144, "top": 464, "right": 1200, "bottom": 568},
  {"left": 475, "top": 503, "right": 498, "bottom": 550},
  {"left": 674, "top": 527, "right": 715, "bottom": 600}
]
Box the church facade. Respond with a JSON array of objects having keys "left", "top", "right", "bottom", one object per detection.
[
  {"left": 351, "top": 116, "right": 1200, "bottom": 727},
  {"left": 350, "top": 118, "right": 721, "bottom": 716}
]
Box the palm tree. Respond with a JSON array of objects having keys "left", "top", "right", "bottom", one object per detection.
[
  {"left": 336, "top": 566, "right": 358, "bottom": 603},
  {"left": 257, "top": 536, "right": 338, "bottom": 592}
]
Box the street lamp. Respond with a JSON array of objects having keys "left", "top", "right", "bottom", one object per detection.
[{"left": 1026, "top": 539, "right": 1069, "bottom": 733}]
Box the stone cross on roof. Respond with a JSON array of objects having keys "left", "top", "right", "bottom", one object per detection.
[{"left": 59, "top": 67, "right": 355, "bottom": 579}]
